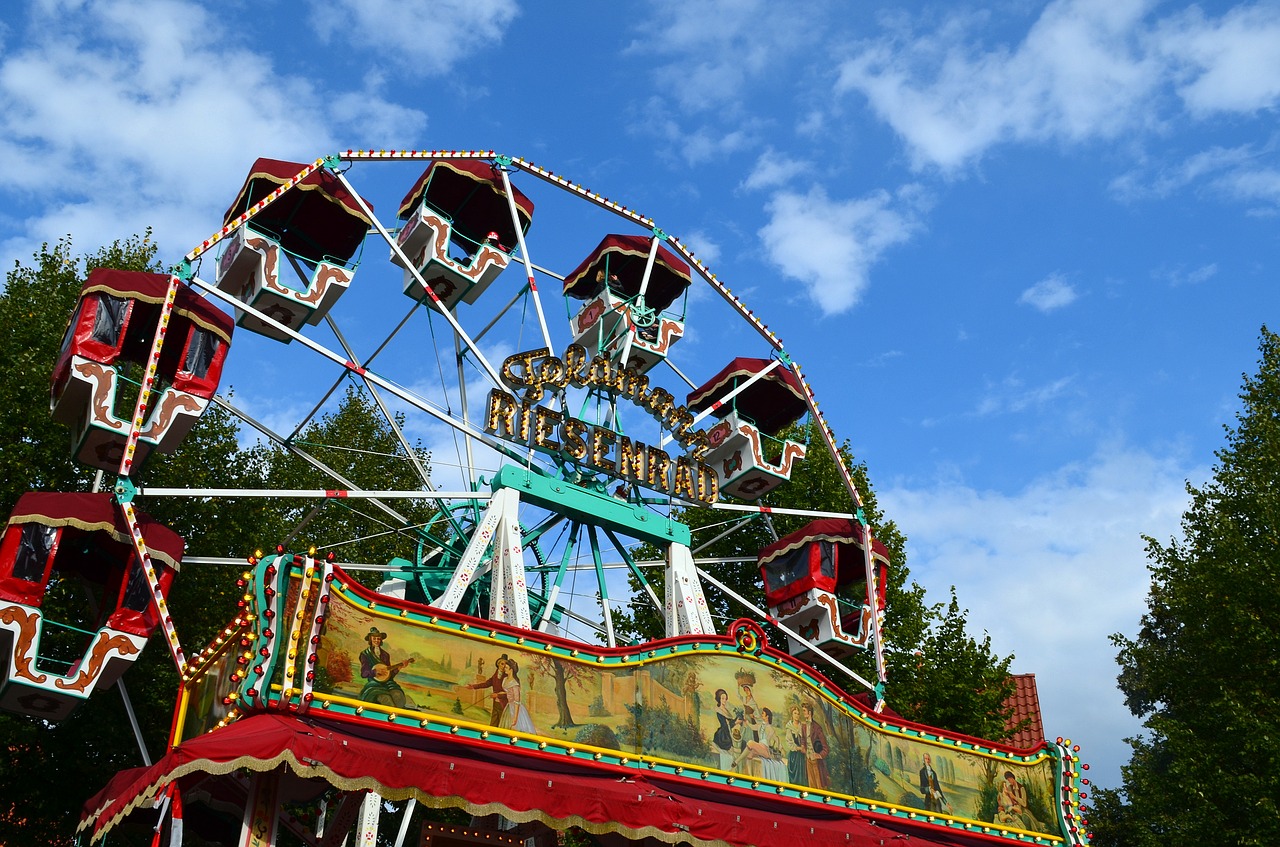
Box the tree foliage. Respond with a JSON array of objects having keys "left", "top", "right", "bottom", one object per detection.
[
  {"left": 614, "top": 421, "right": 1017, "bottom": 741},
  {"left": 252, "top": 383, "right": 436, "bottom": 569},
  {"left": 0, "top": 236, "right": 434, "bottom": 845},
  {"left": 1096, "top": 327, "right": 1280, "bottom": 847}
]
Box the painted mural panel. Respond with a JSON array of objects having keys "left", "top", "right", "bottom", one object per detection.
[
  {"left": 312, "top": 586, "right": 1058, "bottom": 837},
  {"left": 180, "top": 650, "right": 236, "bottom": 743}
]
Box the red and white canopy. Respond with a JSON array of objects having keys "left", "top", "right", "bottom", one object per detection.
[
  {"left": 687, "top": 358, "right": 808, "bottom": 436},
  {"left": 223, "top": 158, "right": 372, "bottom": 263},
  {"left": 80, "top": 712, "right": 965, "bottom": 847},
  {"left": 562, "top": 234, "right": 691, "bottom": 313},
  {"left": 757, "top": 518, "right": 890, "bottom": 607},
  {"left": 78, "top": 269, "right": 234, "bottom": 347},
  {"left": 398, "top": 159, "right": 534, "bottom": 250},
  {"left": 7, "top": 491, "right": 184, "bottom": 571}
]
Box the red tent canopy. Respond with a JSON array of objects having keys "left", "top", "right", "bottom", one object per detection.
[
  {"left": 562, "top": 234, "right": 691, "bottom": 313},
  {"left": 398, "top": 160, "right": 534, "bottom": 251},
  {"left": 8, "top": 491, "right": 184, "bottom": 571},
  {"left": 79, "top": 269, "right": 234, "bottom": 346},
  {"left": 222, "top": 158, "right": 372, "bottom": 263},
  {"left": 757, "top": 519, "right": 889, "bottom": 608},
  {"left": 80, "top": 712, "right": 973, "bottom": 847},
  {"left": 687, "top": 358, "right": 807, "bottom": 436}
]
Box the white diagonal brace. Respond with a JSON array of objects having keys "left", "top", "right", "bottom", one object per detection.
[{"left": 665, "top": 542, "right": 714, "bottom": 637}]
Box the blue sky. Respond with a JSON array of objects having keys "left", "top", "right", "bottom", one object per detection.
[{"left": 3, "top": 0, "right": 1279, "bottom": 793}]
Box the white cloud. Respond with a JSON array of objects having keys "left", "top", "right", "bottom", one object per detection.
[
  {"left": 309, "top": 0, "right": 518, "bottom": 75},
  {"left": 632, "top": 96, "right": 759, "bottom": 166},
  {"left": 757, "top": 184, "right": 924, "bottom": 315},
  {"left": 1019, "top": 273, "right": 1079, "bottom": 312},
  {"left": 974, "top": 374, "right": 1075, "bottom": 417},
  {"left": 627, "top": 0, "right": 818, "bottom": 114},
  {"left": 1153, "top": 262, "right": 1218, "bottom": 287},
  {"left": 836, "top": 0, "right": 1160, "bottom": 172},
  {"left": 1214, "top": 166, "right": 1280, "bottom": 205},
  {"left": 678, "top": 229, "right": 722, "bottom": 266},
  {"left": 741, "top": 149, "right": 811, "bottom": 192},
  {"left": 0, "top": 0, "right": 426, "bottom": 268},
  {"left": 835, "top": 0, "right": 1280, "bottom": 173},
  {"left": 880, "top": 442, "right": 1205, "bottom": 788},
  {"left": 1155, "top": 4, "right": 1280, "bottom": 116},
  {"left": 1109, "top": 143, "right": 1259, "bottom": 200}
]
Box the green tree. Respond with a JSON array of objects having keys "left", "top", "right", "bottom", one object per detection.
[
  {"left": 1096, "top": 327, "right": 1280, "bottom": 847},
  {"left": 255, "top": 381, "right": 436, "bottom": 569},
  {"left": 0, "top": 236, "right": 436, "bottom": 845},
  {"left": 0, "top": 234, "right": 256, "bottom": 846},
  {"left": 614, "top": 421, "right": 1016, "bottom": 740},
  {"left": 0, "top": 233, "right": 160, "bottom": 507}
]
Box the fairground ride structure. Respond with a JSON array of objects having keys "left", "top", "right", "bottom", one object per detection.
[{"left": 0, "top": 151, "right": 1092, "bottom": 847}]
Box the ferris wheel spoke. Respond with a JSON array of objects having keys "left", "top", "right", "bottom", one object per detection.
[
  {"left": 334, "top": 169, "right": 505, "bottom": 389},
  {"left": 287, "top": 300, "right": 420, "bottom": 442},
  {"left": 601, "top": 525, "right": 664, "bottom": 617},
  {"left": 536, "top": 522, "right": 580, "bottom": 632},
  {"left": 193, "top": 275, "right": 531, "bottom": 471},
  {"left": 323, "top": 314, "right": 434, "bottom": 492},
  {"left": 498, "top": 165, "right": 556, "bottom": 355}
]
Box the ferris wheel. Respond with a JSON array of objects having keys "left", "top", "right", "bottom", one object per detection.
[
  {"left": 0, "top": 151, "right": 1093, "bottom": 847},
  {"left": 162, "top": 151, "right": 890, "bottom": 673}
]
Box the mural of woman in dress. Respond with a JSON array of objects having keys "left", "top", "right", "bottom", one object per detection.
[
  {"left": 713, "top": 688, "right": 735, "bottom": 770},
  {"left": 785, "top": 705, "right": 808, "bottom": 786},
  {"left": 996, "top": 771, "right": 1042, "bottom": 830},
  {"left": 498, "top": 657, "right": 537, "bottom": 735}
]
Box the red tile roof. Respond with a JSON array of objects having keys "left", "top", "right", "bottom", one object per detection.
[{"left": 1003, "top": 673, "right": 1045, "bottom": 749}]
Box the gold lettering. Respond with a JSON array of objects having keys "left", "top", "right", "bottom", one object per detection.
[
  {"left": 484, "top": 390, "right": 518, "bottom": 437},
  {"left": 560, "top": 418, "right": 589, "bottom": 460},
  {"left": 618, "top": 366, "right": 649, "bottom": 403},
  {"left": 517, "top": 401, "right": 535, "bottom": 442},
  {"left": 533, "top": 406, "right": 563, "bottom": 450},
  {"left": 646, "top": 447, "right": 671, "bottom": 490},
  {"left": 587, "top": 356, "right": 613, "bottom": 391},
  {"left": 644, "top": 387, "right": 674, "bottom": 421},
  {"left": 616, "top": 436, "right": 646, "bottom": 482},
  {"left": 672, "top": 455, "right": 696, "bottom": 500},
  {"left": 590, "top": 426, "right": 616, "bottom": 471},
  {"left": 564, "top": 343, "right": 591, "bottom": 388},
  {"left": 500, "top": 348, "right": 547, "bottom": 392},
  {"left": 696, "top": 461, "right": 719, "bottom": 505},
  {"left": 671, "top": 407, "right": 695, "bottom": 445}
]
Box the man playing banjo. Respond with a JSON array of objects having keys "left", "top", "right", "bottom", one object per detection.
[{"left": 358, "top": 627, "right": 414, "bottom": 707}]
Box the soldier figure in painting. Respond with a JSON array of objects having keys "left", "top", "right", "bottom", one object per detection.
[
  {"left": 358, "top": 628, "right": 413, "bottom": 708},
  {"left": 920, "top": 753, "right": 949, "bottom": 813}
]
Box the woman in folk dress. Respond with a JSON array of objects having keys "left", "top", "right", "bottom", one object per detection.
[{"left": 499, "top": 658, "right": 537, "bottom": 735}]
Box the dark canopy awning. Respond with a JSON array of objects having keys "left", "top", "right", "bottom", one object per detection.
[
  {"left": 222, "top": 158, "right": 372, "bottom": 263},
  {"left": 79, "top": 269, "right": 234, "bottom": 346},
  {"left": 687, "top": 358, "right": 807, "bottom": 436},
  {"left": 397, "top": 159, "right": 534, "bottom": 249},
  {"left": 562, "top": 234, "right": 692, "bottom": 313},
  {"left": 757, "top": 518, "right": 890, "bottom": 568},
  {"left": 8, "top": 491, "right": 184, "bottom": 571}
]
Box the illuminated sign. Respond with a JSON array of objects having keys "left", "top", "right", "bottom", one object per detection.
[{"left": 485, "top": 345, "right": 719, "bottom": 505}]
